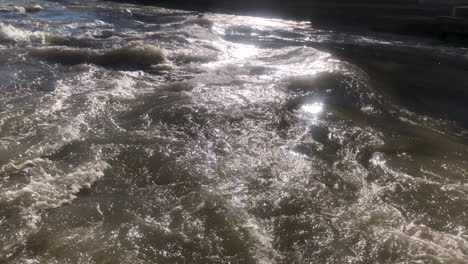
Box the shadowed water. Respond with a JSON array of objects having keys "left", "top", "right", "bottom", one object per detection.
[{"left": 1, "top": 0, "right": 468, "bottom": 263}]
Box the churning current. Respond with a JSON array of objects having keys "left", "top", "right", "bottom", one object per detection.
[{"left": 1, "top": 0, "right": 468, "bottom": 263}]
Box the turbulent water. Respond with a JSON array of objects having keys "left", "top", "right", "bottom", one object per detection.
[{"left": 1, "top": 0, "right": 468, "bottom": 263}]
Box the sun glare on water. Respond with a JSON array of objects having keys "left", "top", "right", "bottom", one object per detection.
[{"left": 301, "top": 102, "right": 324, "bottom": 115}]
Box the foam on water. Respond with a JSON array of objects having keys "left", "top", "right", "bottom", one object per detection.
[
  {"left": 1, "top": 0, "right": 468, "bottom": 263},
  {"left": 0, "top": 4, "right": 26, "bottom": 13},
  {"left": 0, "top": 62, "right": 157, "bottom": 262},
  {"left": 0, "top": 23, "right": 39, "bottom": 43}
]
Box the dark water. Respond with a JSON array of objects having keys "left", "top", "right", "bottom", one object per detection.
[{"left": 1, "top": 0, "right": 468, "bottom": 263}]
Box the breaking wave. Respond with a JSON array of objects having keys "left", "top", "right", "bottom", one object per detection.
[{"left": 1, "top": 0, "right": 468, "bottom": 263}]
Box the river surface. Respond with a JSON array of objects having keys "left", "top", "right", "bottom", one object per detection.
[{"left": 1, "top": 0, "right": 468, "bottom": 263}]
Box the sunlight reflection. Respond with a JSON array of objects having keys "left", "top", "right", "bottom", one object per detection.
[
  {"left": 243, "top": 16, "right": 285, "bottom": 29},
  {"left": 232, "top": 44, "right": 258, "bottom": 59},
  {"left": 212, "top": 13, "right": 310, "bottom": 32},
  {"left": 301, "top": 102, "right": 323, "bottom": 115}
]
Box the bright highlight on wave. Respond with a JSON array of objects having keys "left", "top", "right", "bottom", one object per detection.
[
  {"left": 1, "top": 0, "right": 468, "bottom": 264},
  {"left": 301, "top": 102, "right": 324, "bottom": 115}
]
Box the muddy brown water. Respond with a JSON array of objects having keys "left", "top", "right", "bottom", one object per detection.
[{"left": 1, "top": 0, "right": 468, "bottom": 263}]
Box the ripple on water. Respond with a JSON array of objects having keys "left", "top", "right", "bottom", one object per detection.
[{"left": 1, "top": 0, "right": 468, "bottom": 263}]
